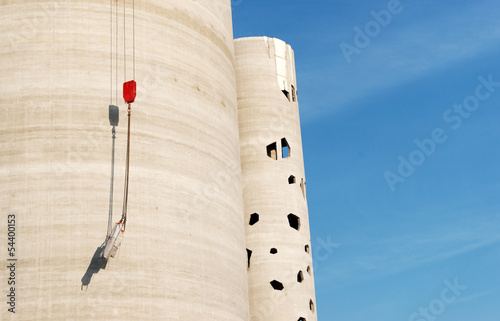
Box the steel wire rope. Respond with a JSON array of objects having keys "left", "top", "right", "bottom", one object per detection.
[
  {"left": 124, "top": 0, "right": 126, "bottom": 82},
  {"left": 120, "top": 0, "right": 136, "bottom": 230},
  {"left": 116, "top": 0, "right": 119, "bottom": 104},
  {"left": 133, "top": 0, "right": 135, "bottom": 80},
  {"left": 110, "top": 0, "right": 113, "bottom": 105}
]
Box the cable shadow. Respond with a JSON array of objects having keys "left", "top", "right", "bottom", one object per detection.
[
  {"left": 80, "top": 105, "right": 119, "bottom": 291},
  {"left": 107, "top": 105, "right": 119, "bottom": 236}
]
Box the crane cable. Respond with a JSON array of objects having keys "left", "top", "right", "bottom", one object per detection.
[
  {"left": 109, "top": 0, "right": 120, "bottom": 106},
  {"left": 116, "top": 0, "right": 119, "bottom": 104},
  {"left": 109, "top": 0, "right": 112, "bottom": 106},
  {"left": 120, "top": 100, "right": 131, "bottom": 230},
  {"left": 119, "top": 0, "right": 136, "bottom": 232},
  {"left": 102, "top": 0, "right": 136, "bottom": 261},
  {"left": 124, "top": 0, "right": 136, "bottom": 82}
]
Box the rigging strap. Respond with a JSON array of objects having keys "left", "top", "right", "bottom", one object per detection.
[{"left": 120, "top": 102, "right": 132, "bottom": 229}]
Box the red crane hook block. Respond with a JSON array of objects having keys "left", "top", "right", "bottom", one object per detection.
[{"left": 123, "top": 80, "right": 137, "bottom": 103}]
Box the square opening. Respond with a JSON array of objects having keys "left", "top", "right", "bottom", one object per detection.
[
  {"left": 266, "top": 142, "right": 277, "bottom": 160},
  {"left": 297, "top": 270, "right": 304, "bottom": 283},
  {"left": 282, "top": 89, "right": 290, "bottom": 101},
  {"left": 249, "top": 213, "right": 259, "bottom": 226},
  {"left": 246, "top": 249, "right": 252, "bottom": 269},
  {"left": 281, "top": 138, "right": 290, "bottom": 158},
  {"left": 300, "top": 178, "right": 306, "bottom": 199},
  {"left": 270, "top": 280, "right": 284, "bottom": 291},
  {"left": 287, "top": 214, "right": 301, "bottom": 231}
]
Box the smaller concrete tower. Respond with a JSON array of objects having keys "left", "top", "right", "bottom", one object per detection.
[{"left": 235, "top": 37, "right": 317, "bottom": 321}]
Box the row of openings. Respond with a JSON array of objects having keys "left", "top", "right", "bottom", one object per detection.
[
  {"left": 246, "top": 249, "right": 312, "bottom": 269},
  {"left": 269, "top": 267, "right": 312, "bottom": 288},
  {"left": 282, "top": 84, "right": 297, "bottom": 102},
  {"left": 248, "top": 213, "right": 301, "bottom": 231},
  {"left": 245, "top": 250, "right": 314, "bottom": 316},
  {"left": 255, "top": 244, "right": 308, "bottom": 256},
  {"left": 267, "top": 138, "right": 290, "bottom": 160},
  {"left": 269, "top": 279, "right": 315, "bottom": 317}
]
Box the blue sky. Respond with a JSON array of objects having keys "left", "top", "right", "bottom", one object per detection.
[{"left": 233, "top": 1, "right": 500, "bottom": 320}]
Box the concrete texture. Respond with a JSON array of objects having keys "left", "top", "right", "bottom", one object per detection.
[
  {"left": 235, "top": 37, "right": 317, "bottom": 321},
  {"left": 0, "top": 1, "right": 249, "bottom": 320}
]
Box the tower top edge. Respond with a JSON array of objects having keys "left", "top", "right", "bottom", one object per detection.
[{"left": 234, "top": 36, "right": 291, "bottom": 48}]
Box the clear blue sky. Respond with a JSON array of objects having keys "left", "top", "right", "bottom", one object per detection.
[{"left": 232, "top": 1, "right": 500, "bottom": 320}]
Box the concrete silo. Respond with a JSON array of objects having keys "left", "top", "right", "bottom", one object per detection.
[
  {"left": 235, "top": 37, "right": 317, "bottom": 321},
  {"left": 0, "top": 1, "right": 249, "bottom": 320}
]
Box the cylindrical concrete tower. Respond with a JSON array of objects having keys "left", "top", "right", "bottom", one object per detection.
[
  {"left": 235, "top": 37, "right": 317, "bottom": 321},
  {"left": 0, "top": 1, "right": 249, "bottom": 320}
]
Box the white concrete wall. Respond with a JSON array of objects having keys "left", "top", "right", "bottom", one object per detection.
[
  {"left": 0, "top": 1, "right": 249, "bottom": 320},
  {"left": 235, "top": 37, "right": 317, "bottom": 321}
]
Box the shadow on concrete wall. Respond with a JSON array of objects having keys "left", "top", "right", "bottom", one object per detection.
[
  {"left": 81, "top": 244, "right": 107, "bottom": 290},
  {"left": 81, "top": 105, "right": 119, "bottom": 291},
  {"left": 107, "top": 105, "right": 119, "bottom": 236}
]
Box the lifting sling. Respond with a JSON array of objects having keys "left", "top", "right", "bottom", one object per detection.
[
  {"left": 102, "top": 81, "right": 136, "bottom": 261},
  {"left": 102, "top": 0, "right": 136, "bottom": 261}
]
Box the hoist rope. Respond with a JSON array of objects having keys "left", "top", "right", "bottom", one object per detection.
[
  {"left": 103, "top": 0, "right": 135, "bottom": 232},
  {"left": 121, "top": 103, "right": 131, "bottom": 229},
  {"left": 124, "top": 0, "right": 126, "bottom": 82},
  {"left": 110, "top": 0, "right": 113, "bottom": 105},
  {"left": 123, "top": 0, "right": 136, "bottom": 82},
  {"left": 116, "top": 0, "right": 119, "bottom": 104},
  {"left": 120, "top": 0, "right": 136, "bottom": 230},
  {"left": 133, "top": 0, "right": 136, "bottom": 80},
  {"left": 107, "top": 0, "right": 114, "bottom": 238}
]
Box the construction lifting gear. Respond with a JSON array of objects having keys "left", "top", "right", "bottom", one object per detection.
[
  {"left": 101, "top": 0, "right": 136, "bottom": 262},
  {"left": 101, "top": 81, "right": 136, "bottom": 262},
  {"left": 101, "top": 83, "right": 135, "bottom": 261},
  {"left": 123, "top": 80, "right": 136, "bottom": 103},
  {"left": 102, "top": 222, "right": 125, "bottom": 259}
]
